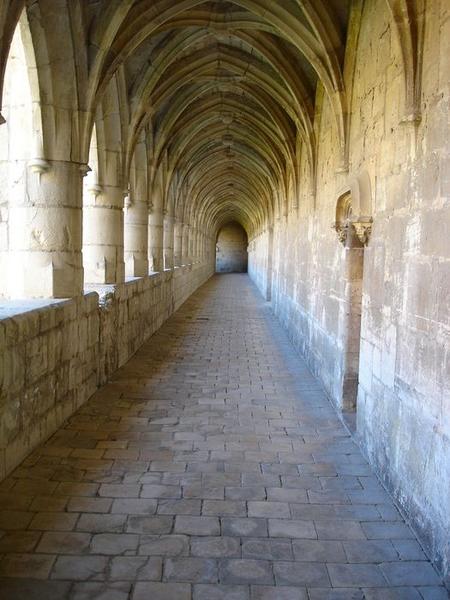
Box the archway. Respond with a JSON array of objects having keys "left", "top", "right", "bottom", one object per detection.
[{"left": 216, "top": 222, "right": 248, "bottom": 273}]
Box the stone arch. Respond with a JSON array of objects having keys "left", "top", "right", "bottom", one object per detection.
[
  {"left": 0, "top": 9, "right": 46, "bottom": 297},
  {"left": 333, "top": 171, "right": 373, "bottom": 247},
  {"left": 215, "top": 221, "right": 249, "bottom": 273}
]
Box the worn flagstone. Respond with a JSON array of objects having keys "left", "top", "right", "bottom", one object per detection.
[{"left": 0, "top": 274, "right": 445, "bottom": 598}]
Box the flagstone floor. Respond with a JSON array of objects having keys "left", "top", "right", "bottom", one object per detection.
[{"left": 0, "top": 274, "right": 446, "bottom": 599}]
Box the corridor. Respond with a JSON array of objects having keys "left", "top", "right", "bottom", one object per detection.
[{"left": 0, "top": 275, "right": 445, "bottom": 599}]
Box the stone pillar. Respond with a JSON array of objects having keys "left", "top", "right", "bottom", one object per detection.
[
  {"left": 83, "top": 178, "right": 125, "bottom": 284},
  {"left": 188, "top": 226, "right": 195, "bottom": 264},
  {"left": 163, "top": 211, "right": 174, "bottom": 270},
  {"left": 124, "top": 186, "right": 148, "bottom": 278},
  {"left": 181, "top": 223, "right": 190, "bottom": 265},
  {"left": 148, "top": 205, "right": 163, "bottom": 272},
  {"left": 174, "top": 218, "right": 183, "bottom": 267},
  {"left": 6, "top": 159, "right": 83, "bottom": 298}
]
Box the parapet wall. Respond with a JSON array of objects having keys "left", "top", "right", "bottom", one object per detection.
[{"left": 0, "top": 263, "right": 213, "bottom": 479}]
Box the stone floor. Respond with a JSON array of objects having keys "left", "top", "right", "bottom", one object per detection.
[{"left": 0, "top": 274, "right": 446, "bottom": 600}]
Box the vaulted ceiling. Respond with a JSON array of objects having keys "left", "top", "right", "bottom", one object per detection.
[{"left": 83, "top": 0, "right": 351, "bottom": 234}]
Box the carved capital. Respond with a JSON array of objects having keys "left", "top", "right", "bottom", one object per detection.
[
  {"left": 352, "top": 217, "right": 372, "bottom": 246},
  {"left": 80, "top": 163, "right": 91, "bottom": 177},
  {"left": 332, "top": 221, "right": 349, "bottom": 245}
]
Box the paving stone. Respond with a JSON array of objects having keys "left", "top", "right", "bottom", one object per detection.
[
  {"left": 292, "top": 540, "right": 346, "bottom": 562},
  {"left": 164, "top": 557, "right": 218, "bottom": 583},
  {"left": 361, "top": 522, "right": 415, "bottom": 540},
  {"left": 29, "top": 496, "right": 69, "bottom": 512},
  {"left": 221, "top": 517, "right": 268, "bottom": 537},
  {"left": 416, "top": 587, "right": 449, "bottom": 599},
  {"left": 139, "top": 534, "right": 190, "bottom": 557},
  {"left": 343, "top": 540, "right": 398, "bottom": 562},
  {"left": 71, "top": 581, "right": 132, "bottom": 600},
  {"left": 51, "top": 555, "right": 108, "bottom": 580},
  {"left": 273, "top": 561, "right": 330, "bottom": 586},
  {"left": 251, "top": 585, "right": 308, "bottom": 599},
  {"left": 98, "top": 484, "right": 141, "bottom": 498},
  {"left": 90, "top": 533, "right": 139, "bottom": 554},
  {"left": 220, "top": 559, "right": 273, "bottom": 585},
  {"left": 0, "top": 579, "right": 71, "bottom": 600},
  {"left": 391, "top": 539, "right": 427, "bottom": 560},
  {"left": 0, "top": 511, "right": 34, "bottom": 530},
  {"left": 315, "top": 520, "right": 366, "bottom": 540},
  {"left": 266, "top": 487, "right": 308, "bottom": 503},
  {"left": 111, "top": 498, "right": 158, "bottom": 514},
  {"left": 242, "top": 538, "right": 293, "bottom": 560},
  {"left": 248, "top": 501, "right": 290, "bottom": 518},
  {"left": 268, "top": 518, "right": 316, "bottom": 539},
  {"left": 307, "top": 589, "right": 364, "bottom": 599},
  {"left": 157, "top": 498, "right": 202, "bottom": 515},
  {"left": 326, "top": 563, "right": 387, "bottom": 587},
  {"left": 379, "top": 561, "right": 442, "bottom": 586},
  {"left": 0, "top": 531, "right": 42, "bottom": 553},
  {"left": 183, "top": 484, "right": 225, "bottom": 499},
  {"left": 361, "top": 589, "right": 422, "bottom": 599},
  {"left": 225, "top": 487, "right": 266, "bottom": 501},
  {"left": 77, "top": 513, "right": 126, "bottom": 533},
  {"left": 174, "top": 515, "right": 220, "bottom": 536},
  {"left": 127, "top": 515, "right": 173, "bottom": 534},
  {"left": 37, "top": 532, "right": 92, "bottom": 554},
  {"left": 203, "top": 500, "right": 247, "bottom": 517},
  {"left": 0, "top": 553, "right": 56, "bottom": 579},
  {"left": 194, "top": 584, "right": 250, "bottom": 600},
  {"left": 68, "top": 497, "right": 113, "bottom": 513},
  {"left": 191, "top": 536, "right": 241, "bottom": 558},
  {"left": 108, "top": 556, "right": 162, "bottom": 580},
  {"left": 133, "top": 582, "right": 191, "bottom": 600},
  {"left": 141, "top": 484, "right": 182, "bottom": 498}
]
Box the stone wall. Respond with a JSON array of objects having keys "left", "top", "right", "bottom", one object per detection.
[
  {"left": 249, "top": 0, "right": 450, "bottom": 580},
  {"left": 216, "top": 222, "right": 248, "bottom": 273},
  {"left": 0, "top": 263, "right": 213, "bottom": 480}
]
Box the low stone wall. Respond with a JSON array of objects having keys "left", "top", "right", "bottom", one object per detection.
[{"left": 0, "top": 262, "right": 213, "bottom": 479}]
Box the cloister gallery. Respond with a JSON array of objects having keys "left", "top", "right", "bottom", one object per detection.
[{"left": 0, "top": 1, "right": 448, "bottom": 597}]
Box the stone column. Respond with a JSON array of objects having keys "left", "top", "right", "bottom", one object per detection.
[
  {"left": 181, "top": 223, "right": 190, "bottom": 265},
  {"left": 7, "top": 159, "right": 84, "bottom": 298},
  {"left": 83, "top": 177, "right": 125, "bottom": 284},
  {"left": 148, "top": 204, "right": 163, "bottom": 272},
  {"left": 188, "top": 226, "right": 195, "bottom": 264},
  {"left": 124, "top": 186, "right": 148, "bottom": 278},
  {"left": 163, "top": 210, "right": 174, "bottom": 270},
  {"left": 173, "top": 218, "right": 183, "bottom": 267}
]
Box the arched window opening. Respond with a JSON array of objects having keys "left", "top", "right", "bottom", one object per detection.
[
  {"left": 0, "top": 12, "right": 43, "bottom": 297},
  {"left": 216, "top": 222, "right": 248, "bottom": 273}
]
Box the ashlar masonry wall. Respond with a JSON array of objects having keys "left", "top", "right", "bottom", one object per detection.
[{"left": 248, "top": 0, "right": 450, "bottom": 581}]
